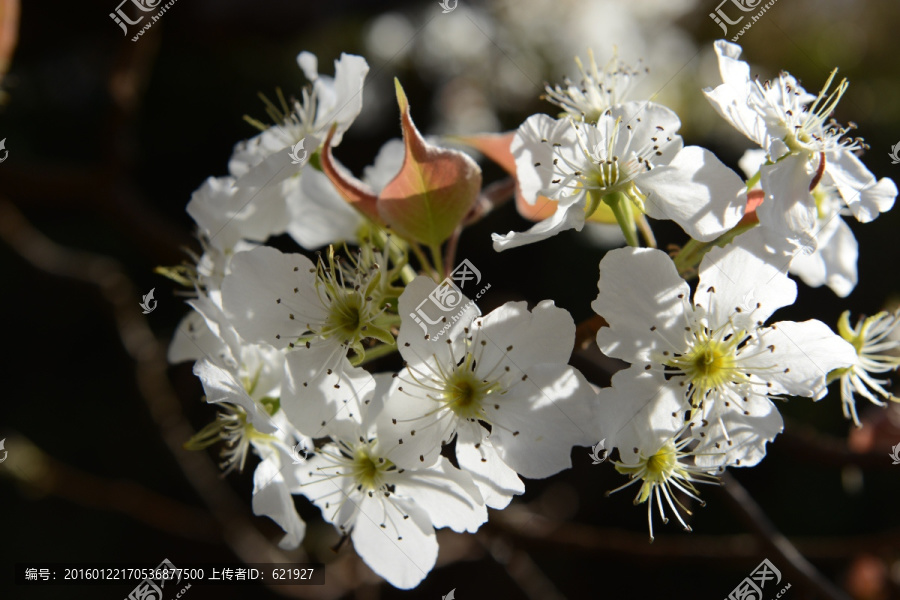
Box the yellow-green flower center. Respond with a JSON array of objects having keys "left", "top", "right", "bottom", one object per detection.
[
  {"left": 442, "top": 355, "right": 498, "bottom": 420},
  {"left": 615, "top": 440, "right": 689, "bottom": 504},
  {"left": 666, "top": 334, "right": 740, "bottom": 403},
  {"left": 351, "top": 447, "right": 392, "bottom": 491},
  {"left": 645, "top": 444, "right": 677, "bottom": 483},
  {"left": 323, "top": 292, "right": 364, "bottom": 342}
]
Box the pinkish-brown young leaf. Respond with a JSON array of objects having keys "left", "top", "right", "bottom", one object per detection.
[{"left": 377, "top": 80, "right": 482, "bottom": 247}]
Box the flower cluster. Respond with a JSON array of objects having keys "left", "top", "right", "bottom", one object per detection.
[{"left": 164, "top": 41, "right": 899, "bottom": 587}]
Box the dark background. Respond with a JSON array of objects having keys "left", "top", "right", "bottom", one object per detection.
[{"left": 1, "top": 0, "right": 899, "bottom": 598}]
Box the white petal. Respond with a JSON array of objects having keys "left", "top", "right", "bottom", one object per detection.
[
  {"left": 377, "top": 374, "right": 448, "bottom": 470},
  {"left": 594, "top": 366, "right": 686, "bottom": 460},
  {"left": 363, "top": 138, "right": 405, "bottom": 194},
  {"left": 738, "top": 149, "right": 768, "bottom": 181},
  {"left": 488, "top": 364, "right": 597, "bottom": 479},
  {"left": 511, "top": 113, "right": 581, "bottom": 203},
  {"left": 702, "top": 41, "right": 769, "bottom": 147},
  {"left": 185, "top": 295, "right": 243, "bottom": 364},
  {"left": 294, "top": 446, "right": 355, "bottom": 523},
  {"left": 491, "top": 199, "right": 586, "bottom": 251},
  {"left": 296, "top": 51, "right": 318, "bottom": 81},
  {"left": 592, "top": 247, "right": 691, "bottom": 364},
  {"left": 397, "top": 276, "right": 476, "bottom": 360},
  {"left": 230, "top": 144, "right": 306, "bottom": 205},
  {"left": 691, "top": 390, "right": 783, "bottom": 468},
  {"left": 638, "top": 145, "right": 746, "bottom": 241},
  {"left": 221, "top": 246, "right": 326, "bottom": 350},
  {"left": 187, "top": 176, "right": 288, "bottom": 251},
  {"left": 168, "top": 310, "right": 221, "bottom": 364},
  {"left": 609, "top": 101, "right": 683, "bottom": 165},
  {"left": 789, "top": 214, "right": 857, "bottom": 297},
  {"left": 351, "top": 496, "right": 437, "bottom": 589},
  {"left": 749, "top": 320, "right": 857, "bottom": 400},
  {"left": 824, "top": 150, "right": 897, "bottom": 223},
  {"left": 455, "top": 421, "right": 524, "bottom": 509},
  {"left": 398, "top": 457, "right": 487, "bottom": 533},
  {"left": 320, "top": 53, "right": 370, "bottom": 146},
  {"left": 712, "top": 40, "right": 750, "bottom": 88},
  {"left": 193, "top": 359, "right": 277, "bottom": 433},
  {"left": 757, "top": 155, "right": 818, "bottom": 252},
  {"left": 475, "top": 300, "right": 575, "bottom": 371},
  {"left": 694, "top": 228, "right": 797, "bottom": 330},
  {"left": 286, "top": 168, "right": 364, "bottom": 249},
  {"left": 609, "top": 101, "right": 682, "bottom": 133},
  {"left": 252, "top": 449, "right": 307, "bottom": 549},
  {"left": 282, "top": 355, "right": 379, "bottom": 439}
]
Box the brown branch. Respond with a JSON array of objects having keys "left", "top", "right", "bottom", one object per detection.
[
  {"left": 1, "top": 432, "right": 217, "bottom": 542},
  {"left": 476, "top": 530, "right": 569, "bottom": 600},
  {"left": 777, "top": 419, "right": 893, "bottom": 469},
  {"left": 0, "top": 0, "right": 19, "bottom": 102},
  {"left": 0, "top": 198, "right": 357, "bottom": 599},
  {"left": 485, "top": 502, "right": 900, "bottom": 563},
  {"left": 718, "top": 472, "right": 852, "bottom": 600}
]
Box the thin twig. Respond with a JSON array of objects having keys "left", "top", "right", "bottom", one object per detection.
[
  {"left": 476, "top": 531, "right": 569, "bottom": 600},
  {"left": 0, "top": 199, "right": 356, "bottom": 600},
  {"left": 0, "top": 432, "right": 218, "bottom": 542},
  {"left": 718, "top": 472, "right": 852, "bottom": 600}
]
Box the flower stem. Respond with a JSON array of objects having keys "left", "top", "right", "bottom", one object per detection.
[
  {"left": 602, "top": 191, "right": 639, "bottom": 247},
  {"left": 410, "top": 243, "right": 437, "bottom": 280},
  {"left": 745, "top": 169, "right": 762, "bottom": 191},
  {"left": 636, "top": 214, "right": 657, "bottom": 249},
  {"left": 673, "top": 221, "right": 759, "bottom": 278},
  {"left": 429, "top": 242, "right": 446, "bottom": 280}
]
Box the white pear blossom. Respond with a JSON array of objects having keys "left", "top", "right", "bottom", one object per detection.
[
  {"left": 592, "top": 230, "right": 857, "bottom": 467},
  {"left": 190, "top": 358, "right": 309, "bottom": 549},
  {"left": 221, "top": 245, "right": 396, "bottom": 390},
  {"left": 705, "top": 40, "right": 897, "bottom": 251},
  {"left": 218, "top": 52, "right": 370, "bottom": 247},
  {"left": 833, "top": 310, "right": 900, "bottom": 426},
  {"left": 604, "top": 394, "right": 723, "bottom": 541},
  {"left": 542, "top": 49, "right": 647, "bottom": 124},
  {"left": 225, "top": 52, "right": 369, "bottom": 223},
  {"left": 378, "top": 277, "right": 596, "bottom": 508},
  {"left": 739, "top": 149, "right": 858, "bottom": 297},
  {"left": 232, "top": 52, "right": 369, "bottom": 178},
  {"left": 296, "top": 376, "right": 487, "bottom": 589},
  {"left": 494, "top": 101, "right": 746, "bottom": 250}
]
